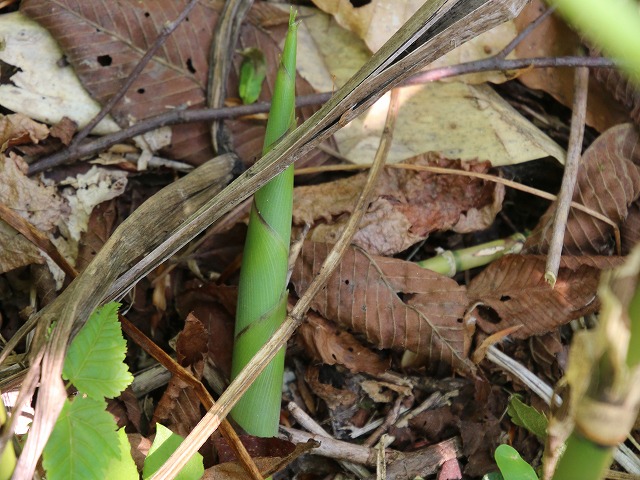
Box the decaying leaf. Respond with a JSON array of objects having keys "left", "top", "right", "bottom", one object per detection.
[
  {"left": 467, "top": 254, "right": 625, "bottom": 339},
  {"left": 0, "top": 153, "right": 69, "bottom": 273},
  {"left": 0, "top": 113, "right": 49, "bottom": 152},
  {"left": 152, "top": 313, "right": 207, "bottom": 438},
  {"left": 292, "top": 241, "right": 474, "bottom": 374},
  {"left": 53, "top": 166, "right": 128, "bottom": 266},
  {"left": 294, "top": 154, "right": 504, "bottom": 256},
  {"left": 513, "top": 0, "right": 629, "bottom": 132},
  {"left": 525, "top": 123, "right": 640, "bottom": 255},
  {"left": 209, "top": 438, "right": 317, "bottom": 480},
  {"left": 297, "top": 311, "right": 389, "bottom": 375}
]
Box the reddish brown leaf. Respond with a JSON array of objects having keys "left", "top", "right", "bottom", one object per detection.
[
  {"left": 208, "top": 438, "right": 316, "bottom": 480},
  {"left": 304, "top": 364, "right": 358, "bottom": 410},
  {"left": 297, "top": 310, "right": 389, "bottom": 375},
  {"left": 525, "top": 124, "right": 640, "bottom": 255},
  {"left": 152, "top": 313, "right": 207, "bottom": 438},
  {"left": 467, "top": 254, "right": 625, "bottom": 338},
  {"left": 20, "top": 0, "right": 331, "bottom": 167},
  {"left": 76, "top": 199, "right": 117, "bottom": 272},
  {"left": 294, "top": 154, "right": 503, "bottom": 255},
  {"left": 291, "top": 242, "right": 474, "bottom": 374}
]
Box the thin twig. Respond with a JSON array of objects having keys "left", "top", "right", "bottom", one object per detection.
[
  {"left": 287, "top": 402, "right": 370, "bottom": 477},
  {"left": 27, "top": 56, "right": 615, "bottom": 176},
  {"left": 70, "top": 0, "right": 199, "bottom": 147},
  {"left": 497, "top": 5, "right": 556, "bottom": 58},
  {"left": 545, "top": 59, "right": 590, "bottom": 287},
  {"left": 363, "top": 395, "right": 404, "bottom": 448},
  {"left": 150, "top": 88, "right": 402, "bottom": 480},
  {"left": 118, "top": 316, "right": 263, "bottom": 480}
]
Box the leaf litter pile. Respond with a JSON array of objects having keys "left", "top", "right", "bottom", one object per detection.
[{"left": 0, "top": 0, "right": 639, "bottom": 478}]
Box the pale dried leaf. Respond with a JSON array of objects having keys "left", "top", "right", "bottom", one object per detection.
[
  {"left": 294, "top": 154, "right": 504, "bottom": 255},
  {"left": 467, "top": 254, "right": 625, "bottom": 339},
  {"left": 0, "top": 113, "right": 49, "bottom": 152},
  {"left": 0, "top": 221, "right": 44, "bottom": 272},
  {"left": 525, "top": 123, "right": 640, "bottom": 255},
  {"left": 0, "top": 153, "right": 67, "bottom": 231},
  {"left": 292, "top": 242, "right": 474, "bottom": 374},
  {"left": 296, "top": 6, "right": 564, "bottom": 167},
  {"left": 0, "top": 12, "right": 120, "bottom": 135}
]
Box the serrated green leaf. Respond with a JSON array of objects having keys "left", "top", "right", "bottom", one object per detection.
[
  {"left": 63, "top": 302, "right": 133, "bottom": 399},
  {"left": 494, "top": 444, "right": 538, "bottom": 480},
  {"left": 43, "top": 396, "right": 120, "bottom": 480},
  {"left": 507, "top": 395, "right": 548, "bottom": 439},
  {"left": 143, "top": 424, "right": 203, "bottom": 480},
  {"left": 238, "top": 47, "right": 266, "bottom": 104},
  {"left": 104, "top": 428, "right": 138, "bottom": 480}
]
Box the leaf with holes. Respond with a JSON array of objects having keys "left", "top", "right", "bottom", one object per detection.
[
  {"left": 291, "top": 241, "right": 474, "bottom": 374},
  {"left": 525, "top": 123, "right": 640, "bottom": 255},
  {"left": 467, "top": 254, "right": 625, "bottom": 338},
  {"left": 19, "top": 0, "right": 332, "bottom": 168}
]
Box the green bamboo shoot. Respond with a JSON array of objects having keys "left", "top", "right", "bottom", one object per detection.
[{"left": 230, "top": 9, "right": 297, "bottom": 437}]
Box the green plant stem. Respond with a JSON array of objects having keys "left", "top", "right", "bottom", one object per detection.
[
  {"left": 0, "top": 394, "right": 16, "bottom": 480},
  {"left": 551, "top": 433, "right": 613, "bottom": 480},
  {"left": 416, "top": 233, "right": 525, "bottom": 276},
  {"left": 550, "top": 0, "right": 640, "bottom": 81},
  {"left": 230, "top": 9, "right": 297, "bottom": 437}
]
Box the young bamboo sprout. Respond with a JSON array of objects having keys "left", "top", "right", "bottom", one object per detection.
[{"left": 230, "top": 9, "right": 298, "bottom": 437}]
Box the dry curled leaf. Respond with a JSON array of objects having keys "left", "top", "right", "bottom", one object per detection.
[
  {"left": 293, "top": 154, "right": 504, "bottom": 255},
  {"left": 152, "top": 313, "right": 207, "bottom": 438},
  {"left": 525, "top": 123, "right": 640, "bottom": 255},
  {"left": 292, "top": 241, "right": 474, "bottom": 374},
  {"left": 297, "top": 310, "right": 390, "bottom": 375},
  {"left": 467, "top": 254, "right": 625, "bottom": 339},
  {"left": 0, "top": 113, "right": 49, "bottom": 152}
]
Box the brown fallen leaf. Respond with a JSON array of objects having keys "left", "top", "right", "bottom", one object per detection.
[
  {"left": 293, "top": 154, "right": 504, "bottom": 256},
  {"left": 0, "top": 113, "right": 49, "bottom": 152},
  {"left": 467, "top": 254, "right": 625, "bottom": 339},
  {"left": 20, "top": 0, "right": 331, "bottom": 168},
  {"left": 297, "top": 310, "right": 389, "bottom": 375},
  {"left": 513, "top": 0, "right": 629, "bottom": 132},
  {"left": 291, "top": 241, "right": 474, "bottom": 374},
  {"left": 525, "top": 123, "right": 640, "bottom": 255},
  {"left": 209, "top": 438, "right": 317, "bottom": 480},
  {"left": 152, "top": 313, "right": 207, "bottom": 438}
]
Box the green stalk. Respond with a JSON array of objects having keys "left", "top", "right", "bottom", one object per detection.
[
  {"left": 416, "top": 233, "right": 525, "bottom": 276},
  {"left": 550, "top": 0, "right": 640, "bottom": 82},
  {"left": 0, "top": 393, "right": 16, "bottom": 480},
  {"left": 230, "top": 9, "right": 297, "bottom": 438},
  {"left": 551, "top": 249, "right": 640, "bottom": 480}
]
